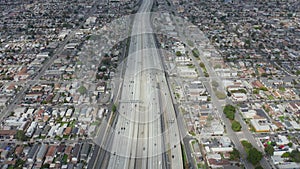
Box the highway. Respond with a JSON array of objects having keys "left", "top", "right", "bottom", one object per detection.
[{"left": 100, "top": 0, "right": 183, "bottom": 169}]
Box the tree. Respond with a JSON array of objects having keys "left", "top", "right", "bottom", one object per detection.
[
  {"left": 199, "top": 62, "right": 205, "bottom": 68},
  {"left": 288, "top": 142, "right": 293, "bottom": 148},
  {"left": 255, "top": 166, "right": 264, "bottom": 169},
  {"left": 77, "top": 86, "right": 87, "bottom": 95},
  {"left": 112, "top": 104, "right": 117, "bottom": 113},
  {"left": 259, "top": 87, "right": 268, "bottom": 91},
  {"left": 290, "top": 150, "right": 300, "bottom": 162},
  {"left": 261, "top": 73, "right": 268, "bottom": 77},
  {"left": 204, "top": 71, "right": 209, "bottom": 77},
  {"left": 175, "top": 51, "right": 182, "bottom": 56},
  {"left": 41, "top": 164, "right": 50, "bottom": 169},
  {"left": 223, "top": 105, "right": 236, "bottom": 120},
  {"left": 231, "top": 120, "right": 242, "bottom": 132},
  {"left": 281, "top": 152, "right": 290, "bottom": 158},
  {"left": 265, "top": 145, "right": 274, "bottom": 156},
  {"left": 9, "top": 112, "right": 15, "bottom": 117},
  {"left": 229, "top": 148, "right": 240, "bottom": 160},
  {"left": 16, "top": 130, "right": 27, "bottom": 141},
  {"left": 192, "top": 48, "right": 199, "bottom": 57},
  {"left": 62, "top": 154, "right": 68, "bottom": 164},
  {"left": 247, "top": 148, "right": 263, "bottom": 165},
  {"left": 101, "top": 57, "right": 111, "bottom": 66},
  {"left": 225, "top": 110, "right": 235, "bottom": 120},
  {"left": 14, "top": 159, "right": 25, "bottom": 169},
  {"left": 224, "top": 104, "right": 235, "bottom": 113},
  {"left": 241, "top": 140, "right": 253, "bottom": 153}
]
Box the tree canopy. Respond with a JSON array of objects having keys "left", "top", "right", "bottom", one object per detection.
[
  {"left": 16, "top": 130, "right": 27, "bottom": 141},
  {"left": 175, "top": 51, "right": 182, "bottom": 56},
  {"left": 281, "top": 151, "right": 300, "bottom": 162},
  {"left": 112, "top": 104, "right": 117, "bottom": 113},
  {"left": 231, "top": 120, "right": 242, "bottom": 132},
  {"left": 247, "top": 147, "right": 263, "bottom": 165},
  {"left": 265, "top": 145, "right": 274, "bottom": 156},
  {"left": 241, "top": 140, "right": 252, "bottom": 152},
  {"left": 290, "top": 150, "right": 300, "bottom": 162},
  {"left": 223, "top": 104, "right": 236, "bottom": 120},
  {"left": 77, "top": 85, "right": 87, "bottom": 95},
  {"left": 255, "top": 166, "right": 264, "bottom": 169},
  {"left": 229, "top": 148, "right": 240, "bottom": 161},
  {"left": 281, "top": 152, "right": 290, "bottom": 158},
  {"left": 192, "top": 48, "right": 199, "bottom": 57}
]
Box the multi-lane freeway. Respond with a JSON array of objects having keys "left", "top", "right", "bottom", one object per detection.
[{"left": 95, "top": 0, "right": 183, "bottom": 169}]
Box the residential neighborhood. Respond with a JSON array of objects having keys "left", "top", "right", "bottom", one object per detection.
[{"left": 0, "top": 0, "right": 299, "bottom": 169}]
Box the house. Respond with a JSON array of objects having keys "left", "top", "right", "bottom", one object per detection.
[
  {"left": 56, "top": 144, "right": 66, "bottom": 155},
  {"left": 276, "top": 135, "right": 289, "bottom": 145},
  {"left": 202, "top": 120, "right": 225, "bottom": 136},
  {"left": 290, "top": 121, "right": 300, "bottom": 130},
  {"left": 56, "top": 126, "right": 66, "bottom": 136},
  {"left": 41, "top": 125, "right": 51, "bottom": 137},
  {"left": 0, "top": 130, "right": 17, "bottom": 139},
  {"left": 0, "top": 97, "right": 9, "bottom": 107},
  {"left": 33, "top": 128, "right": 42, "bottom": 138},
  {"left": 58, "top": 29, "right": 71, "bottom": 40},
  {"left": 186, "top": 81, "right": 207, "bottom": 101},
  {"left": 47, "top": 124, "right": 59, "bottom": 138},
  {"left": 85, "top": 16, "right": 97, "bottom": 27},
  {"left": 71, "top": 127, "right": 79, "bottom": 136},
  {"left": 231, "top": 93, "right": 247, "bottom": 102},
  {"left": 80, "top": 143, "right": 91, "bottom": 161},
  {"left": 219, "top": 137, "right": 232, "bottom": 147},
  {"left": 27, "top": 144, "right": 40, "bottom": 163},
  {"left": 209, "top": 137, "right": 233, "bottom": 153},
  {"left": 45, "top": 146, "right": 57, "bottom": 163},
  {"left": 36, "top": 144, "right": 48, "bottom": 162},
  {"left": 4, "top": 84, "right": 15, "bottom": 94},
  {"left": 65, "top": 146, "right": 73, "bottom": 155},
  {"left": 14, "top": 66, "right": 29, "bottom": 81},
  {"left": 71, "top": 144, "right": 81, "bottom": 163},
  {"left": 207, "top": 153, "right": 230, "bottom": 169},
  {"left": 277, "top": 162, "right": 300, "bottom": 169},
  {"left": 36, "top": 52, "right": 49, "bottom": 58},
  {"left": 239, "top": 104, "right": 249, "bottom": 112},
  {"left": 252, "top": 80, "right": 264, "bottom": 88},
  {"left": 255, "top": 109, "right": 269, "bottom": 119},
  {"left": 26, "top": 122, "right": 37, "bottom": 138},
  {"left": 14, "top": 146, "right": 24, "bottom": 157},
  {"left": 177, "top": 66, "right": 198, "bottom": 78},
  {"left": 215, "top": 68, "right": 237, "bottom": 77},
  {"left": 65, "top": 109, "right": 73, "bottom": 117},
  {"left": 175, "top": 56, "right": 191, "bottom": 65},
  {"left": 284, "top": 121, "right": 293, "bottom": 130},
  {"left": 250, "top": 119, "right": 270, "bottom": 132},
  {"left": 64, "top": 43, "right": 78, "bottom": 50},
  {"left": 64, "top": 127, "right": 72, "bottom": 136},
  {"left": 172, "top": 42, "right": 186, "bottom": 54}
]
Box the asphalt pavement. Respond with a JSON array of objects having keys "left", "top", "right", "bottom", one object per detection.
[{"left": 100, "top": 0, "right": 183, "bottom": 169}]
